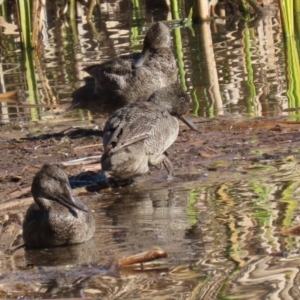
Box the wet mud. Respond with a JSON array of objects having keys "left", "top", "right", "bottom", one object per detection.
[{"left": 2, "top": 115, "right": 300, "bottom": 198}]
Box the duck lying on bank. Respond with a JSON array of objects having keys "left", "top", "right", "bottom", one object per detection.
[
  {"left": 66, "top": 22, "right": 177, "bottom": 114},
  {"left": 23, "top": 164, "right": 95, "bottom": 248},
  {"left": 101, "top": 82, "right": 199, "bottom": 180}
]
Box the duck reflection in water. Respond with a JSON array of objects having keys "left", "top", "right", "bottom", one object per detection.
[
  {"left": 24, "top": 239, "right": 100, "bottom": 266},
  {"left": 100, "top": 82, "right": 199, "bottom": 181},
  {"left": 66, "top": 22, "right": 177, "bottom": 114},
  {"left": 23, "top": 164, "right": 95, "bottom": 248},
  {"left": 104, "top": 188, "right": 204, "bottom": 263}
]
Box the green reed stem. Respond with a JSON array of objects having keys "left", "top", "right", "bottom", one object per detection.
[
  {"left": 132, "top": 0, "right": 143, "bottom": 21},
  {"left": 69, "top": 10, "right": 79, "bottom": 45},
  {"left": 171, "top": 0, "right": 187, "bottom": 90},
  {"left": 24, "top": 50, "right": 40, "bottom": 121},
  {"left": 18, "top": 0, "right": 33, "bottom": 49},
  {"left": 173, "top": 28, "right": 187, "bottom": 90},
  {"left": 285, "top": 37, "right": 300, "bottom": 113},
  {"left": 186, "top": 7, "right": 193, "bottom": 26},
  {"left": 238, "top": 0, "right": 250, "bottom": 14},
  {"left": 87, "top": 0, "right": 96, "bottom": 20},
  {"left": 243, "top": 26, "right": 257, "bottom": 116},
  {"left": 1, "top": 0, "right": 6, "bottom": 16},
  {"left": 278, "top": 0, "right": 294, "bottom": 37},
  {"left": 131, "top": 0, "right": 144, "bottom": 50},
  {"left": 191, "top": 89, "right": 199, "bottom": 117},
  {"left": 170, "top": 0, "right": 180, "bottom": 20},
  {"left": 69, "top": 0, "right": 76, "bottom": 20},
  {"left": 294, "top": 0, "right": 300, "bottom": 38}
]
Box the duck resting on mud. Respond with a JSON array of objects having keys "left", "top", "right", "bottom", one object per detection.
[
  {"left": 23, "top": 164, "right": 95, "bottom": 248},
  {"left": 100, "top": 82, "right": 199, "bottom": 181},
  {"left": 66, "top": 22, "right": 177, "bottom": 114}
]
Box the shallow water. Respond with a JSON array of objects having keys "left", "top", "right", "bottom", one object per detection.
[
  {"left": 3, "top": 171, "right": 300, "bottom": 298},
  {"left": 1, "top": 0, "right": 300, "bottom": 299}
]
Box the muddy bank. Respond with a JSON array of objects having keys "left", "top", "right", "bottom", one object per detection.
[{"left": 1, "top": 115, "right": 299, "bottom": 205}]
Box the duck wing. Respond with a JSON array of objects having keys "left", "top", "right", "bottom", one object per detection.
[
  {"left": 84, "top": 53, "right": 141, "bottom": 91},
  {"left": 103, "top": 102, "right": 167, "bottom": 153}
]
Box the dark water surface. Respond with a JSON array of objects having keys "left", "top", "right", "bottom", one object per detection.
[{"left": 1, "top": 0, "right": 300, "bottom": 299}]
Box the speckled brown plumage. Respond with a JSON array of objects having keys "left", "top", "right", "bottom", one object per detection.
[
  {"left": 23, "top": 164, "right": 95, "bottom": 248},
  {"left": 66, "top": 22, "right": 177, "bottom": 114},
  {"left": 101, "top": 82, "right": 198, "bottom": 180}
]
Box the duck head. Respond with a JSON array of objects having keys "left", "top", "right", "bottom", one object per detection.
[
  {"left": 148, "top": 82, "right": 200, "bottom": 133},
  {"left": 64, "top": 77, "right": 96, "bottom": 112},
  {"left": 134, "top": 22, "right": 171, "bottom": 68},
  {"left": 31, "top": 164, "right": 88, "bottom": 212}
]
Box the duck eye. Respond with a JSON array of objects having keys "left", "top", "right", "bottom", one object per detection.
[{"left": 180, "top": 97, "right": 185, "bottom": 102}]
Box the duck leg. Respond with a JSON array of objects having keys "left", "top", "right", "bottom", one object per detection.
[
  {"left": 149, "top": 154, "right": 174, "bottom": 179},
  {"left": 163, "top": 156, "right": 174, "bottom": 180}
]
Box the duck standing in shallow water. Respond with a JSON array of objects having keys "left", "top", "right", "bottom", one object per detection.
[
  {"left": 101, "top": 82, "right": 199, "bottom": 180},
  {"left": 66, "top": 22, "right": 177, "bottom": 114},
  {"left": 23, "top": 164, "right": 95, "bottom": 248}
]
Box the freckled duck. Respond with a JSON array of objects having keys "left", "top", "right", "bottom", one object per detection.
[
  {"left": 101, "top": 82, "right": 199, "bottom": 180},
  {"left": 23, "top": 164, "right": 95, "bottom": 248},
  {"left": 66, "top": 22, "right": 177, "bottom": 114}
]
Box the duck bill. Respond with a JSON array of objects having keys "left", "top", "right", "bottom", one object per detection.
[
  {"left": 63, "top": 102, "right": 79, "bottom": 113},
  {"left": 59, "top": 183, "right": 89, "bottom": 212},
  {"left": 83, "top": 64, "right": 97, "bottom": 76},
  {"left": 133, "top": 49, "right": 150, "bottom": 68},
  {"left": 179, "top": 115, "right": 200, "bottom": 133}
]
